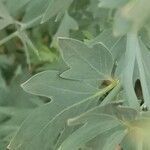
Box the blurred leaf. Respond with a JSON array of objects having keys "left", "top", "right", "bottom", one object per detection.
[
  {"left": 0, "top": 1, "right": 13, "bottom": 30},
  {"left": 0, "top": 19, "right": 12, "bottom": 30},
  {"left": 42, "top": 0, "right": 73, "bottom": 23},
  {"left": 23, "top": 0, "right": 48, "bottom": 22},
  {"left": 52, "top": 12, "right": 78, "bottom": 47},
  {"left": 99, "top": 0, "right": 128, "bottom": 9},
  {"left": 114, "top": 0, "right": 150, "bottom": 35},
  {"left": 5, "top": 0, "right": 31, "bottom": 17},
  {"left": 0, "top": 1, "right": 13, "bottom": 20},
  {"left": 37, "top": 44, "right": 58, "bottom": 62}
]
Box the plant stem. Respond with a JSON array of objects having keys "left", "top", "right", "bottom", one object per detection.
[
  {"left": 101, "top": 82, "right": 122, "bottom": 106},
  {"left": 92, "top": 79, "right": 119, "bottom": 99},
  {"left": 0, "top": 31, "right": 18, "bottom": 46},
  {"left": 0, "top": 15, "right": 42, "bottom": 46}
]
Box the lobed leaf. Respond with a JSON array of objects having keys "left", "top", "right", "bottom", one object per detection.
[
  {"left": 21, "top": 70, "right": 98, "bottom": 106},
  {"left": 59, "top": 38, "right": 114, "bottom": 81}
]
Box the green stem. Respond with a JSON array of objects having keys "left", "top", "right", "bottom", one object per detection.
[
  {"left": 0, "top": 15, "right": 42, "bottom": 46},
  {"left": 90, "top": 79, "right": 119, "bottom": 100},
  {"left": 101, "top": 82, "right": 122, "bottom": 106},
  {"left": 0, "top": 31, "right": 18, "bottom": 46}
]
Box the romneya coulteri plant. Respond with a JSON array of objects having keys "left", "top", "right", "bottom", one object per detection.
[{"left": 0, "top": 0, "right": 150, "bottom": 149}]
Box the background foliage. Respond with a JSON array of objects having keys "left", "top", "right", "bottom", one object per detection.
[{"left": 0, "top": 0, "right": 150, "bottom": 149}]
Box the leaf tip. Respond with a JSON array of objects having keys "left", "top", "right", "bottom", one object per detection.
[
  {"left": 40, "top": 18, "right": 45, "bottom": 24},
  {"left": 58, "top": 37, "right": 69, "bottom": 46},
  {"left": 7, "top": 144, "right": 11, "bottom": 150},
  {"left": 20, "top": 80, "right": 29, "bottom": 92}
]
